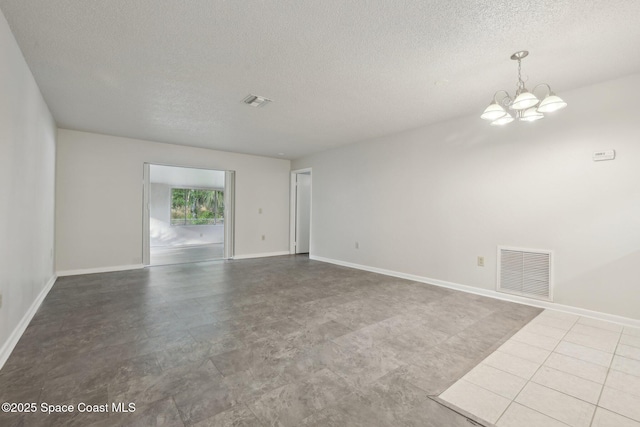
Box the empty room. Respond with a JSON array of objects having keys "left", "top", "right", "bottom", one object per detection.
[{"left": 1, "top": 1, "right": 639, "bottom": 427}]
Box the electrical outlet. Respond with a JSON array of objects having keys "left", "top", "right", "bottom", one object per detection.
[
  {"left": 477, "top": 256, "right": 485, "bottom": 267},
  {"left": 258, "top": 208, "right": 263, "bottom": 214},
  {"left": 261, "top": 235, "right": 266, "bottom": 241},
  {"left": 355, "top": 242, "right": 359, "bottom": 249}
]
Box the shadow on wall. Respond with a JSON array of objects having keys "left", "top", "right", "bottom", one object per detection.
[{"left": 150, "top": 218, "right": 223, "bottom": 247}]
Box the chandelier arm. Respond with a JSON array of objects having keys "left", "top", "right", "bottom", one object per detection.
[
  {"left": 532, "top": 83, "right": 552, "bottom": 98},
  {"left": 493, "top": 90, "right": 512, "bottom": 107}
]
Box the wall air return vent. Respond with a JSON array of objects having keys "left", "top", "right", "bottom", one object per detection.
[{"left": 497, "top": 246, "right": 553, "bottom": 301}]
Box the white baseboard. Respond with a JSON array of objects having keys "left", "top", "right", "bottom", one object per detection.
[
  {"left": 233, "top": 251, "right": 290, "bottom": 260},
  {"left": 57, "top": 264, "right": 144, "bottom": 277},
  {"left": 310, "top": 255, "right": 640, "bottom": 329},
  {"left": 0, "top": 274, "right": 57, "bottom": 370}
]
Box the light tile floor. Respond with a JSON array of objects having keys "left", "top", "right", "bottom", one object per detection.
[{"left": 440, "top": 310, "right": 640, "bottom": 427}]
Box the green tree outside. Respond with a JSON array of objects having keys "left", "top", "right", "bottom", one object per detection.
[{"left": 171, "top": 188, "right": 224, "bottom": 225}]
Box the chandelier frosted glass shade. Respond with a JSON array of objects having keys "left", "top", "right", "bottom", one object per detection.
[
  {"left": 511, "top": 91, "right": 539, "bottom": 110},
  {"left": 481, "top": 102, "right": 507, "bottom": 121},
  {"left": 481, "top": 51, "right": 566, "bottom": 125},
  {"left": 537, "top": 94, "right": 567, "bottom": 113},
  {"left": 490, "top": 113, "right": 514, "bottom": 126},
  {"left": 521, "top": 107, "right": 544, "bottom": 122}
]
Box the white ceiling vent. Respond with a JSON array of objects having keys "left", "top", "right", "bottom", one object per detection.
[
  {"left": 497, "top": 246, "right": 553, "bottom": 301},
  {"left": 242, "top": 94, "right": 272, "bottom": 107}
]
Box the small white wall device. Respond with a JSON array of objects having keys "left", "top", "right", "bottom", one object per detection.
[{"left": 592, "top": 150, "right": 615, "bottom": 161}]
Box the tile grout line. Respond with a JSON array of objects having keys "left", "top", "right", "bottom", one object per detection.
[
  {"left": 502, "top": 313, "right": 640, "bottom": 426},
  {"left": 443, "top": 314, "right": 558, "bottom": 424},
  {"left": 533, "top": 364, "right": 604, "bottom": 389},
  {"left": 588, "top": 326, "right": 624, "bottom": 426},
  {"left": 494, "top": 310, "right": 578, "bottom": 426},
  {"left": 169, "top": 395, "right": 188, "bottom": 427},
  {"left": 244, "top": 402, "right": 268, "bottom": 427}
]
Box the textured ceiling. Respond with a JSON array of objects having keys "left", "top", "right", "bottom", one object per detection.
[{"left": 1, "top": 1, "right": 640, "bottom": 159}]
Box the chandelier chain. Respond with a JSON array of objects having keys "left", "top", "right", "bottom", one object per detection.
[{"left": 517, "top": 58, "right": 524, "bottom": 93}]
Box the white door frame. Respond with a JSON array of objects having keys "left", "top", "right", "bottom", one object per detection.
[
  {"left": 142, "top": 163, "right": 150, "bottom": 265},
  {"left": 223, "top": 170, "right": 235, "bottom": 259},
  {"left": 290, "top": 168, "right": 312, "bottom": 254},
  {"left": 142, "top": 162, "right": 235, "bottom": 266}
]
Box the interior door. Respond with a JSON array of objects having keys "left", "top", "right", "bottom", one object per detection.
[{"left": 295, "top": 173, "right": 311, "bottom": 253}]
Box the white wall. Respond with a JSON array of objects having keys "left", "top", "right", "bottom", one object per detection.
[
  {"left": 0, "top": 10, "right": 57, "bottom": 365},
  {"left": 293, "top": 73, "right": 640, "bottom": 321},
  {"left": 56, "top": 129, "right": 290, "bottom": 272},
  {"left": 149, "top": 183, "right": 224, "bottom": 247}
]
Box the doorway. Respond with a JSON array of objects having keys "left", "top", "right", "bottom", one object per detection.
[
  {"left": 290, "top": 168, "right": 312, "bottom": 254},
  {"left": 143, "top": 164, "right": 235, "bottom": 266}
]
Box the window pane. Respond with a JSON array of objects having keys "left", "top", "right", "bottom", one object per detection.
[{"left": 171, "top": 188, "right": 224, "bottom": 226}]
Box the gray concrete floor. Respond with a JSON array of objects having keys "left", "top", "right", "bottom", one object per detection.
[
  {"left": 150, "top": 243, "right": 224, "bottom": 266},
  {"left": 0, "top": 255, "right": 541, "bottom": 426}
]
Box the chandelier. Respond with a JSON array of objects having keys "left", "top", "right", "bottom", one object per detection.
[{"left": 481, "top": 51, "right": 567, "bottom": 125}]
